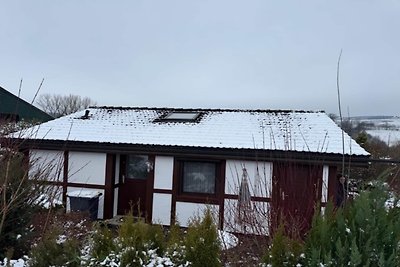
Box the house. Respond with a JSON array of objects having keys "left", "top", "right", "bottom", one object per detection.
[
  {"left": 0, "top": 86, "right": 53, "bottom": 123},
  {"left": 6, "top": 107, "right": 369, "bottom": 234}
]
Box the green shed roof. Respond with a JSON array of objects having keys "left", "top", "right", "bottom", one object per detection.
[{"left": 0, "top": 86, "right": 53, "bottom": 122}]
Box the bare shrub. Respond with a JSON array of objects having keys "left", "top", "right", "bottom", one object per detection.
[{"left": 0, "top": 123, "right": 63, "bottom": 258}]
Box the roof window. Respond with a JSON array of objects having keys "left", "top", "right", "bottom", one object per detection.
[{"left": 155, "top": 111, "right": 202, "bottom": 122}]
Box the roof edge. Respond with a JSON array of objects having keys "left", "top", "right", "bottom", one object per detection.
[{"left": 7, "top": 138, "right": 370, "bottom": 167}]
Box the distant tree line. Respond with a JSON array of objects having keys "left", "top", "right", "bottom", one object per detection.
[{"left": 36, "top": 94, "right": 96, "bottom": 118}]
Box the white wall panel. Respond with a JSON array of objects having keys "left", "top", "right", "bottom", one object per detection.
[
  {"left": 223, "top": 199, "right": 270, "bottom": 235},
  {"left": 152, "top": 193, "right": 172, "bottom": 225},
  {"left": 154, "top": 156, "right": 174, "bottom": 190},
  {"left": 322, "top": 165, "right": 329, "bottom": 203},
  {"left": 225, "top": 160, "right": 272, "bottom": 198},
  {"left": 66, "top": 187, "right": 104, "bottom": 219},
  {"left": 29, "top": 149, "right": 64, "bottom": 182},
  {"left": 68, "top": 152, "right": 106, "bottom": 185},
  {"left": 113, "top": 188, "right": 119, "bottom": 217},
  {"left": 321, "top": 206, "right": 326, "bottom": 216},
  {"left": 175, "top": 202, "right": 219, "bottom": 227},
  {"left": 114, "top": 155, "right": 120, "bottom": 185}
]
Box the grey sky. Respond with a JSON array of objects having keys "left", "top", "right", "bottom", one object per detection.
[{"left": 1, "top": 0, "right": 399, "bottom": 116}]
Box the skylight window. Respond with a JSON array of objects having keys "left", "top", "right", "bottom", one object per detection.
[
  {"left": 155, "top": 111, "right": 202, "bottom": 122},
  {"left": 165, "top": 112, "right": 200, "bottom": 120}
]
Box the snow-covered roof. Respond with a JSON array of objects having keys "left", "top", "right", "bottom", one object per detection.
[{"left": 16, "top": 107, "right": 369, "bottom": 156}]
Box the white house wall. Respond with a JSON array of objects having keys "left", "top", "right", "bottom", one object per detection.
[
  {"left": 175, "top": 202, "right": 219, "bottom": 227},
  {"left": 29, "top": 149, "right": 64, "bottom": 182},
  {"left": 322, "top": 165, "right": 329, "bottom": 203},
  {"left": 66, "top": 187, "right": 105, "bottom": 219},
  {"left": 223, "top": 199, "right": 269, "bottom": 235},
  {"left": 68, "top": 152, "right": 106, "bottom": 185},
  {"left": 154, "top": 156, "right": 174, "bottom": 190},
  {"left": 225, "top": 160, "right": 272, "bottom": 198},
  {"left": 152, "top": 193, "right": 172, "bottom": 225},
  {"left": 151, "top": 156, "right": 174, "bottom": 226}
]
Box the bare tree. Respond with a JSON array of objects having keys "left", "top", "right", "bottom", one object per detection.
[
  {"left": 0, "top": 122, "right": 63, "bottom": 257},
  {"left": 36, "top": 93, "right": 96, "bottom": 118}
]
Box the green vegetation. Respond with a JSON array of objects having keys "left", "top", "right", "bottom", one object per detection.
[
  {"left": 29, "top": 226, "right": 81, "bottom": 267},
  {"left": 185, "top": 209, "right": 221, "bottom": 267},
  {"left": 85, "top": 210, "right": 220, "bottom": 267},
  {"left": 262, "top": 224, "right": 303, "bottom": 267},
  {"left": 75, "top": 209, "right": 218, "bottom": 267},
  {"left": 263, "top": 183, "right": 400, "bottom": 266}
]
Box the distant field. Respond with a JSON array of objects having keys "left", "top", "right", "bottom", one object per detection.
[{"left": 352, "top": 116, "right": 400, "bottom": 146}]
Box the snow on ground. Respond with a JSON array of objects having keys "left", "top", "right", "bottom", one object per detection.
[
  {"left": 218, "top": 230, "right": 239, "bottom": 250},
  {"left": 366, "top": 129, "right": 400, "bottom": 146},
  {"left": 0, "top": 258, "right": 27, "bottom": 267}
]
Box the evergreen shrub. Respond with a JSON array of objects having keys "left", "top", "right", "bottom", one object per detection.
[
  {"left": 89, "top": 222, "right": 116, "bottom": 262},
  {"left": 184, "top": 208, "right": 221, "bottom": 267},
  {"left": 88, "top": 215, "right": 168, "bottom": 267},
  {"left": 304, "top": 184, "right": 400, "bottom": 266},
  {"left": 263, "top": 183, "right": 400, "bottom": 266},
  {"left": 262, "top": 224, "right": 304, "bottom": 267},
  {"left": 28, "top": 226, "right": 81, "bottom": 267},
  {"left": 165, "top": 222, "right": 187, "bottom": 266}
]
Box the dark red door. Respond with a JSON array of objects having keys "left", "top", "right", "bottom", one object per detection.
[
  {"left": 118, "top": 154, "right": 150, "bottom": 217},
  {"left": 272, "top": 163, "right": 322, "bottom": 237}
]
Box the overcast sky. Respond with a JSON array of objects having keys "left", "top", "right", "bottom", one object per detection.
[{"left": 1, "top": 1, "right": 399, "bottom": 116}]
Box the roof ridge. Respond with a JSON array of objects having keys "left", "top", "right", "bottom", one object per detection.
[{"left": 89, "top": 106, "right": 325, "bottom": 113}]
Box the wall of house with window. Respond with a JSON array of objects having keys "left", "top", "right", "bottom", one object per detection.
[
  {"left": 149, "top": 156, "right": 331, "bottom": 233},
  {"left": 151, "top": 156, "right": 274, "bottom": 231},
  {"left": 28, "top": 149, "right": 332, "bottom": 227},
  {"left": 151, "top": 156, "right": 224, "bottom": 227}
]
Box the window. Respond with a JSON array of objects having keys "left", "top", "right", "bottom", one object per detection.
[
  {"left": 154, "top": 111, "right": 202, "bottom": 122},
  {"left": 165, "top": 112, "right": 200, "bottom": 121},
  {"left": 126, "top": 155, "right": 148, "bottom": 179},
  {"left": 181, "top": 161, "right": 217, "bottom": 194}
]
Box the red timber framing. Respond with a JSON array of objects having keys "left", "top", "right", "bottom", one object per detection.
[
  {"left": 14, "top": 138, "right": 367, "bottom": 229},
  {"left": 62, "top": 150, "right": 69, "bottom": 205},
  {"left": 328, "top": 166, "right": 339, "bottom": 204},
  {"left": 145, "top": 155, "right": 155, "bottom": 223},
  {"left": 104, "top": 154, "right": 116, "bottom": 219},
  {"left": 271, "top": 162, "right": 323, "bottom": 237}
]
